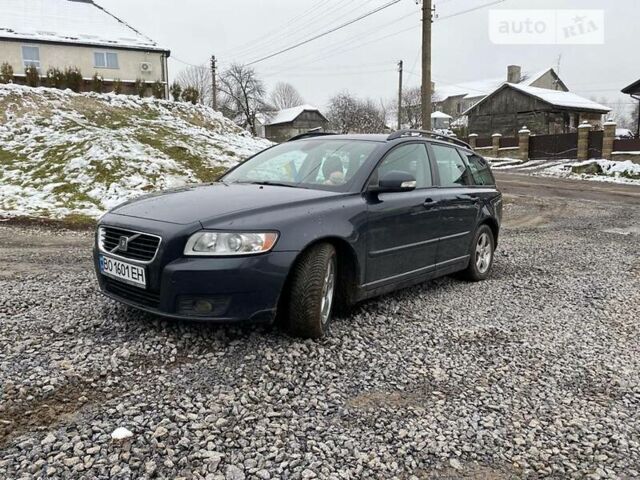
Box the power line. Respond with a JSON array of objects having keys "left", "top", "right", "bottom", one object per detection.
[
  {"left": 436, "top": 0, "right": 506, "bottom": 20},
  {"left": 231, "top": 0, "right": 376, "bottom": 63},
  {"left": 258, "top": 12, "right": 420, "bottom": 78},
  {"left": 219, "top": 0, "right": 332, "bottom": 59},
  {"left": 245, "top": 0, "right": 403, "bottom": 66}
]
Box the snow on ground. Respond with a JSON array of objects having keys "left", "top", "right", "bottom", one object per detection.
[
  {"left": 487, "top": 157, "right": 640, "bottom": 185},
  {"left": 540, "top": 159, "right": 640, "bottom": 185},
  {"left": 0, "top": 84, "right": 271, "bottom": 219}
]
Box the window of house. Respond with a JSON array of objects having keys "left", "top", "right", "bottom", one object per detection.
[
  {"left": 463, "top": 152, "right": 495, "bottom": 186},
  {"left": 373, "top": 144, "right": 432, "bottom": 189},
  {"left": 94, "top": 51, "right": 119, "bottom": 69},
  {"left": 22, "top": 46, "right": 40, "bottom": 69},
  {"left": 431, "top": 143, "right": 473, "bottom": 187}
]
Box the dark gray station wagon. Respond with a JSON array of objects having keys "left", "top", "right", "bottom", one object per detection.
[{"left": 94, "top": 130, "right": 502, "bottom": 338}]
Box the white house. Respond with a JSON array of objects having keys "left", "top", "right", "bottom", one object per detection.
[{"left": 0, "top": 0, "right": 170, "bottom": 97}]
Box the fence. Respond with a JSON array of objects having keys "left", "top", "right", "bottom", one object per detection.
[
  {"left": 529, "top": 133, "right": 578, "bottom": 160},
  {"left": 469, "top": 121, "right": 639, "bottom": 163},
  {"left": 588, "top": 130, "right": 603, "bottom": 159},
  {"left": 613, "top": 138, "right": 640, "bottom": 152},
  {"left": 500, "top": 136, "right": 519, "bottom": 148}
]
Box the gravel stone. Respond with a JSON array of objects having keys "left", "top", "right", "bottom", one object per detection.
[{"left": 0, "top": 195, "right": 639, "bottom": 478}]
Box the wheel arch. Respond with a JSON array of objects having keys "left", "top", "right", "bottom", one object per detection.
[
  {"left": 277, "top": 236, "right": 360, "bottom": 320},
  {"left": 478, "top": 216, "right": 500, "bottom": 247}
]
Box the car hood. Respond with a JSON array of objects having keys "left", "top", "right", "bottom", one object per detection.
[{"left": 109, "top": 183, "right": 341, "bottom": 225}]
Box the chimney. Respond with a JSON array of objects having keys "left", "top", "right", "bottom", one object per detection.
[{"left": 507, "top": 65, "right": 521, "bottom": 84}]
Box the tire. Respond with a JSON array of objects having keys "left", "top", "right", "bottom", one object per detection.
[
  {"left": 285, "top": 243, "right": 337, "bottom": 339},
  {"left": 461, "top": 224, "right": 495, "bottom": 281}
]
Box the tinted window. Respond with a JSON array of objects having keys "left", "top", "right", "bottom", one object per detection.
[
  {"left": 431, "top": 144, "right": 473, "bottom": 187},
  {"left": 464, "top": 152, "right": 495, "bottom": 186},
  {"left": 374, "top": 143, "right": 432, "bottom": 188}
]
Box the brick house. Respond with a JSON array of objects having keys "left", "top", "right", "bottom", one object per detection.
[
  {"left": 0, "top": 0, "right": 170, "bottom": 97},
  {"left": 465, "top": 83, "right": 610, "bottom": 137}
]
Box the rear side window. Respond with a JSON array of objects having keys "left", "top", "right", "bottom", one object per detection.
[
  {"left": 374, "top": 143, "right": 432, "bottom": 188},
  {"left": 464, "top": 152, "right": 495, "bottom": 186},
  {"left": 431, "top": 143, "right": 473, "bottom": 187}
]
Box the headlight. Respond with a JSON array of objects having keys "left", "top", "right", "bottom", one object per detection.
[{"left": 184, "top": 231, "right": 279, "bottom": 256}]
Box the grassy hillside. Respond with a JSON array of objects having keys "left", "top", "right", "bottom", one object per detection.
[{"left": 0, "top": 84, "right": 271, "bottom": 220}]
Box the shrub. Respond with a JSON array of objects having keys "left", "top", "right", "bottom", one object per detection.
[
  {"left": 64, "top": 67, "right": 83, "bottom": 92},
  {"left": 25, "top": 66, "right": 40, "bottom": 87},
  {"left": 112, "top": 79, "right": 123, "bottom": 94},
  {"left": 170, "top": 82, "right": 182, "bottom": 102},
  {"left": 91, "top": 73, "right": 104, "bottom": 93},
  {"left": 45, "top": 68, "right": 66, "bottom": 89},
  {"left": 151, "top": 81, "right": 165, "bottom": 99},
  {"left": 0, "top": 62, "right": 14, "bottom": 84},
  {"left": 135, "top": 78, "right": 147, "bottom": 97},
  {"left": 181, "top": 86, "right": 199, "bottom": 105}
]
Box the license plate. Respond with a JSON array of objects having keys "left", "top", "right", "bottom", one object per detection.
[{"left": 99, "top": 255, "right": 146, "bottom": 289}]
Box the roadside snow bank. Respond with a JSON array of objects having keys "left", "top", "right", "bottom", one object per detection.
[
  {"left": 540, "top": 159, "right": 640, "bottom": 185},
  {"left": 0, "top": 84, "right": 271, "bottom": 219},
  {"left": 487, "top": 156, "right": 640, "bottom": 185}
]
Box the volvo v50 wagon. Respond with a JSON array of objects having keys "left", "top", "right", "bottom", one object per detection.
[{"left": 94, "top": 130, "right": 502, "bottom": 338}]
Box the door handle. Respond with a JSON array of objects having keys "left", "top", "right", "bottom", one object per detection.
[
  {"left": 423, "top": 198, "right": 438, "bottom": 208},
  {"left": 457, "top": 194, "right": 480, "bottom": 203}
]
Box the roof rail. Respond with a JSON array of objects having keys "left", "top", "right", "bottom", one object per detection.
[
  {"left": 387, "top": 129, "right": 472, "bottom": 149},
  {"left": 287, "top": 130, "right": 336, "bottom": 142}
]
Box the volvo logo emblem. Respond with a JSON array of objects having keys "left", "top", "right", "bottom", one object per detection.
[{"left": 118, "top": 236, "right": 129, "bottom": 252}]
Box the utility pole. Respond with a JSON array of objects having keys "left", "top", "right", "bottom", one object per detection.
[
  {"left": 210, "top": 55, "right": 218, "bottom": 111},
  {"left": 421, "top": 0, "right": 433, "bottom": 130},
  {"left": 397, "top": 60, "right": 403, "bottom": 130}
]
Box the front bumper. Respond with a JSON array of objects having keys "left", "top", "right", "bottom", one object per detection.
[{"left": 94, "top": 249, "right": 298, "bottom": 323}]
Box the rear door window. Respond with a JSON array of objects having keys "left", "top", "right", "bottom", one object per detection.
[
  {"left": 431, "top": 143, "right": 473, "bottom": 187},
  {"left": 463, "top": 152, "right": 495, "bottom": 186}
]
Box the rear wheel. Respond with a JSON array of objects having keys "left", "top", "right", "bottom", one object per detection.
[
  {"left": 461, "top": 224, "right": 495, "bottom": 281},
  {"left": 285, "top": 243, "right": 337, "bottom": 339}
]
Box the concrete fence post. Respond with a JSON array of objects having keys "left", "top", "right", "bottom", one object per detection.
[
  {"left": 602, "top": 120, "right": 616, "bottom": 160},
  {"left": 491, "top": 133, "right": 502, "bottom": 157},
  {"left": 577, "top": 121, "right": 592, "bottom": 161},
  {"left": 468, "top": 133, "right": 478, "bottom": 149},
  {"left": 518, "top": 126, "right": 531, "bottom": 161}
]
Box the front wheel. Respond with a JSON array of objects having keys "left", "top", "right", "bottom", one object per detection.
[
  {"left": 461, "top": 224, "right": 495, "bottom": 281},
  {"left": 285, "top": 243, "right": 337, "bottom": 339}
]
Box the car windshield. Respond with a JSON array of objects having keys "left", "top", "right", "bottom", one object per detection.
[{"left": 222, "top": 139, "right": 379, "bottom": 191}]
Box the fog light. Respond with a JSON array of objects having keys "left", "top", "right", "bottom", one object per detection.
[
  {"left": 177, "top": 295, "right": 231, "bottom": 317},
  {"left": 194, "top": 299, "right": 213, "bottom": 314}
]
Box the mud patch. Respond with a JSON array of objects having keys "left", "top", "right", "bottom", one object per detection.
[{"left": 0, "top": 380, "right": 113, "bottom": 447}]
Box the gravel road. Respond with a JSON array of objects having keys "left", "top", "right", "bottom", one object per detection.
[{"left": 1, "top": 192, "right": 639, "bottom": 479}]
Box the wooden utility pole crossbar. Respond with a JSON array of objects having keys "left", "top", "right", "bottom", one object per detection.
[{"left": 421, "top": 0, "right": 432, "bottom": 130}]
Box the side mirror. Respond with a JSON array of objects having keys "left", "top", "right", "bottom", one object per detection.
[{"left": 374, "top": 171, "right": 417, "bottom": 193}]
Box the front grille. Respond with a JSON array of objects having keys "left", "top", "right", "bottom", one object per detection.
[
  {"left": 99, "top": 226, "right": 161, "bottom": 262},
  {"left": 103, "top": 278, "right": 160, "bottom": 309}
]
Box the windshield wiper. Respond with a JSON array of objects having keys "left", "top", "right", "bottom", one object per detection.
[{"left": 237, "top": 181, "right": 304, "bottom": 189}]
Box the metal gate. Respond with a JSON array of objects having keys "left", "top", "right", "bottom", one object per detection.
[{"left": 529, "top": 133, "right": 579, "bottom": 160}]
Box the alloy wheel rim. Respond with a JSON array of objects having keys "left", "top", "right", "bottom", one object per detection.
[
  {"left": 320, "top": 257, "right": 336, "bottom": 325},
  {"left": 475, "top": 232, "right": 492, "bottom": 274}
]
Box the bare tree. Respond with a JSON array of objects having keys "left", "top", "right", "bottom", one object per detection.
[
  {"left": 401, "top": 86, "right": 423, "bottom": 129},
  {"left": 327, "top": 91, "right": 386, "bottom": 134},
  {"left": 270, "top": 82, "right": 304, "bottom": 110},
  {"left": 176, "top": 65, "right": 212, "bottom": 106},
  {"left": 218, "top": 64, "right": 268, "bottom": 135}
]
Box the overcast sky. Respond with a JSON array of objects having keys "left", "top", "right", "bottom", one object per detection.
[{"left": 99, "top": 0, "right": 639, "bottom": 116}]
